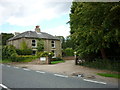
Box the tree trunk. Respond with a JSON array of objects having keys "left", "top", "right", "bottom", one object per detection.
[{"left": 100, "top": 48, "right": 107, "bottom": 59}]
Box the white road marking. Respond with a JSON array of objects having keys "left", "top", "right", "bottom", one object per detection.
[
  {"left": 1, "top": 64, "right": 4, "bottom": 66},
  {"left": 54, "top": 74, "right": 68, "bottom": 78},
  {"left": 83, "top": 79, "right": 107, "bottom": 85},
  {"left": 0, "top": 84, "right": 8, "bottom": 89},
  {"left": 14, "top": 66, "right": 19, "bottom": 69},
  {"left": 23, "top": 68, "right": 30, "bottom": 71},
  {"left": 6, "top": 65, "right": 11, "bottom": 67},
  {"left": 36, "top": 71, "right": 45, "bottom": 73}
]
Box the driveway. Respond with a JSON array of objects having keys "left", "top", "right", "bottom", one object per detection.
[{"left": 9, "top": 60, "right": 119, "bottom": 86}]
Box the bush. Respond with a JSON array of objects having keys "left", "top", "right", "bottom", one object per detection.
[
  {"left": 51, "top": 57, "right": 63, "bottom": 61},
  {"left": 37, "top": 51, "right": 49, "bottom": 57},
  {"left": 2, "top": 45, "right": 17, "bottom": 59},
  {"left": 16, "top": 49, "right": 32, "bottom": 55},
  {"left": 63, "top": 48, "right": 74, "bottom": 56},
  {"left": 80, "top": 59, "right": 120, "bottom": 72},
  {"left": 11, "top": 55, "right": 37, "bottom": 62}
]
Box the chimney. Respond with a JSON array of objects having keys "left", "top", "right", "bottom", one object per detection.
[
  {"left": 14, "top": 32, "right": 20, "bottom": 36},
  {"left": 35, "top": 25, "right": 40, "bottom": 33}
]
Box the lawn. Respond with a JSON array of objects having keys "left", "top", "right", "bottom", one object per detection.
[
  {"left": 97, "top": 73, "right": 120, "bottom": 79},
  {"left": 51, "top": 60, "right": 65, "bottom": 64}
]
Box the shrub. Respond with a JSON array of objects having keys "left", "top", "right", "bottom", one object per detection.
[
  {"left": 51, "top": 57, "right": 63, "bottom": 61},
  {"left": 37, "top": 51, "right": 49, "bottom": 57},
  {"left": 2, "top": 45, "right": 17, "bottom": 59},
  {"left": 63, "top": 48, "right": 74, "bottom": 56},
  {"left": 80, "top": 59, "right": 120, "bottom": 72},
  {"left": 16, "top": 49, "right": 32, "bottom": 55}
]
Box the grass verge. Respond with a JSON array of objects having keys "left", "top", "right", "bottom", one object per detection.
[
  {"left": 97, "top": 73, "right": 120, "bottom": 79},
  {"left": 51, "top": 60, "right": 65, "bottom": 64}
]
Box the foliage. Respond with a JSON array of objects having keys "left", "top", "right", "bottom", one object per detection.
[
  {"left": 16, "top": 49, "right": 32, "bottom": 55},
  {"left": 63, "top": 48, "right": 74, "bottom": 56},
  {"left": 20, "top": 40, "right": 28, "bottom": 50},
  {"left": 37, "top": 39, "right": 44, "bottom": 52},
  {"left": 37, "top": 51, "right": 54, "bottom": 57},
  {"left": 97, "top": 73, "right": 120, "bottom": 79},
  {"left": 2, "top": 45, "right": 17, "bottom": 59},
  {"left": 2, "top": 55, "right": 37, "bottom": 62},
  {"left": 1, "top": 33, "right": 14, "bottom": 46},
  {"left": 51, "top": 57, "right": 64, "bottom": 61},
  {"left": 37, "top": 51, "right": 48, "bottom": 57},
  {"left": 69, "top": 2, "right": 120, "bottom": 59},
  {"left": 80, "top": 59, "right": 120, "bottom": 72}
]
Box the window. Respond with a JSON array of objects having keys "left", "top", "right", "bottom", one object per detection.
[
  {"left": 32, "top": 50, "right": 36, "bottom": 55},
  {"left": 32, "top": 40, "right": 36, "bottom": 47},
  {"left": 51, "top": 50, "right": 56, "bottom": 57},
  {"left": 51, "top": 40, "right": 55, "bottom": 48}
]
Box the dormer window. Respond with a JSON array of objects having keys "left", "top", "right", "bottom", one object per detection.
[
  {"left": 51, "top": 40, "right": 55, "bottom": 48},
  {"left": 32, "top": 40, "right": 36, "bottom": 47}
]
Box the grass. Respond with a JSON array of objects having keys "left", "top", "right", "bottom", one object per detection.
[
  {"left": 0, "top": 59, "right": 12, "bottom": 63},
  {"left": 51, "top": 60, "right": 65, "bottom": 64},
  {"left": 97, "top": 73, "right": 120, "bottom": 79}
]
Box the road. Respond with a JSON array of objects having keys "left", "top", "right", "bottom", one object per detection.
[{"left": 1, "top": 64, "right": 118, "bottom": 89}]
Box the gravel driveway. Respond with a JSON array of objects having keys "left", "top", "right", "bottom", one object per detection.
[{"left": 11, "top": 60, "right": 119, "bottom": 86}]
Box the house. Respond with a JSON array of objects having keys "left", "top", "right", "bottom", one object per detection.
[{"left": 7, "top": 26, "right": 62, "bottom": 57}]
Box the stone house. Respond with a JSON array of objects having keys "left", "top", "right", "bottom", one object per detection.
[{"left": 7, "top": 26, "right": 62, "bottom": 57}]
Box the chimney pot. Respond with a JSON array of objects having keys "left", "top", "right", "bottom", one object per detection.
[{"left": 35, "top": 25, "right": 40, "bottom": 33}]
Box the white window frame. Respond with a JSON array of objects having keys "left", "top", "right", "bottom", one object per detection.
[
  {"left": 51, "top": 40, "right": 55, "bottom": 48},
  {"left": 32, "top": 39, "right": 37, "bottom": 47},
  {"left": 51, "top": 50, "right": 56, "bottom": 58}
]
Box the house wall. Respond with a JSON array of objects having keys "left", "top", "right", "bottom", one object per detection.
[{"left": 7, "top": 38, "right": 62, "bottom": 57}]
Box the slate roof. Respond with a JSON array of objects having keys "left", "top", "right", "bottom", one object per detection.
[{"left": 8, "top": 31, "right": 60, "bottom": 41}]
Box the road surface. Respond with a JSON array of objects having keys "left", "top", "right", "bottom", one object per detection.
[{"left": 1, "top": 64, "right": 118, "bottom": 89}]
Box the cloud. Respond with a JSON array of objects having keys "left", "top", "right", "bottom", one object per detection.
[
  {"left": 44, "top": 25, "right": 70, "bottom": 38},
  {"left": 0, "top": 0, "right": 72, "bottom": 26}
]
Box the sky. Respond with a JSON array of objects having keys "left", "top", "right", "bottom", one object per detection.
[{"left": 0, "top": 0, "right": 73, "bottom": 38}]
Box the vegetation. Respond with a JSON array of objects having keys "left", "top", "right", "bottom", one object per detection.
[
  {"left": 20, "top": 40, "right": 28, "bottom": 50},
  {"left": 37, "top": 51, "right": 54, "bottom": 57},
  {"left": 2, "top": 45, "right": 17, "bottom": 60},
  {"left": 69, "top": 2, "right": 120, "bottom": 60},
  {"left": 37, "top": 39, "right": 44, "bottom": 52},
  {"left": 1, "top": 33, "right": 14, "bottom": 46},
  {"left": 97, "top": 73, "right": 120, "bottom": 79},
  {"left": 63, "top": 48, "right": 74, "bottom": 56},
  {"left": 80, "top": 59, "right": 120, "bottom": 72},
  {"left": 16, "top": 49, "right": 32, "bottom": 55},
  {"left": 51, "top": 60, "right": 65, "bottom": 64}
]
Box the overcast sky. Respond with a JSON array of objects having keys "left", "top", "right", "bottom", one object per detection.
[{"left": 0, "top": 0, "right": 73, "bottom": 38}]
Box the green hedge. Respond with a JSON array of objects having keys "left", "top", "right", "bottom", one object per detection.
[
  {"left": 80, "top": 59, "right": 120, "bottom": 72},
  {"left": 51, "top": 57, "right": 63, "bottom": 61},
  {"left": 16, "top": 49, "right": 32, "bottom": 55}
]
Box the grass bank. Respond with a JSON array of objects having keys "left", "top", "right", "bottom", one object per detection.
[{"left": 97, "top": 73, "right": 120, "bottom": 79}]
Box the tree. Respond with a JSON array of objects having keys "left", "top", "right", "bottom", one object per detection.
[
  {"left": 37, "top": 39, "right": 44, "bottom": 52},
  {"left": 2, "top": 45, "right": 17, "bottom": 59},
  {"left": 1, "top": 33, "right": 14, "bottom": 46},
  {"left": 69, "top": 2, "right": 120, "bottom": 59},
  {"left": 20, "top": 40, "right": 28, "bottom": 50}
]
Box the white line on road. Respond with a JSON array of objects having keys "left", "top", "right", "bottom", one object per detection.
[
  {"left": 23, "top": 68, "right": 30, "bottom": 71},
  {"left": 14, "top": 66, "right": 19, "bottom": 69},
  {"left": 6, "top": 65, "right": 11, "bottom": 67},
  {"left": 0, "top": 84, "right": 8, "bottom": 89},
  {"left": 36, "top": 71, "right": 45, "bottom": 73},
  {"left": 83, "top": 79, "right": 107, "bottom": 85},
  {"left": 54, "top": 74, "right": 68, "bottom": 78}
]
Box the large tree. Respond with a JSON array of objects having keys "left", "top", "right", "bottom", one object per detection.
[
  {"left": 69, "top": 2, "right": 120, "bottom": 59},
  {"left": 1, "top": 33, "right": 14, "bottom": 46}
]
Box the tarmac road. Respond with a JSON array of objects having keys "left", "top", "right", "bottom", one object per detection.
[{"left": 1, "top": 64, "right": 118, "bottom": 89}]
